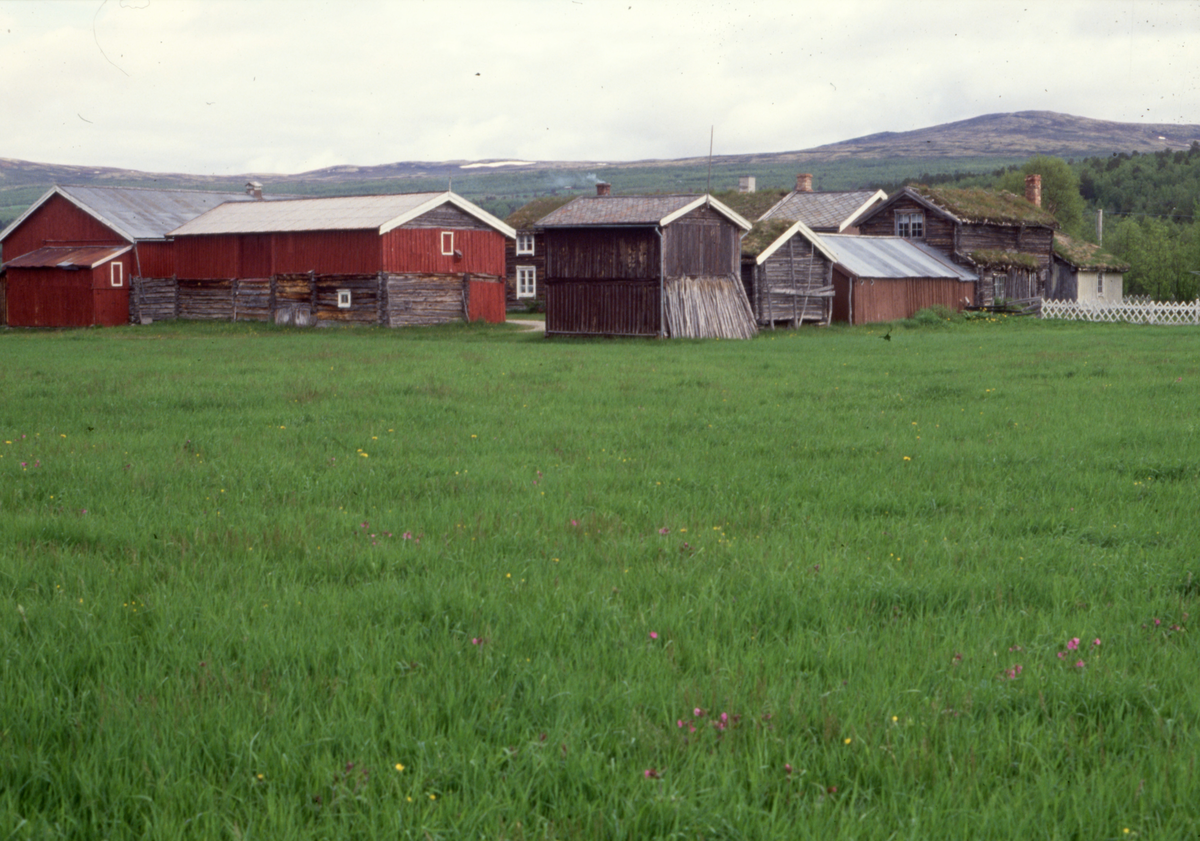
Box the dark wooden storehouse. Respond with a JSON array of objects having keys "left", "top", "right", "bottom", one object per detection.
[
  {"left": 168, "top": 192, "right": 514, "bottom": 327},
  {"left": 504, "top": 195, "right": 575, "bottom": 310},
  {"left": 849, "top": 177, "right": 1057, "bottom": 307},
  {"left": 0, "top": 184, "right": 256, "bottom": 327},
  {"left": 536, "top": 187, "right": 755, "bottom": 338},
  {"left": 1049, "top": 233, "right": 1129, "bottom": 302}
]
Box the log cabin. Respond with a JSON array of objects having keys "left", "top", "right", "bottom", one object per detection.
[
  {"left": 848, "top": 177, "right": 1057, "bottom": 307},
  {"left": 535, "top": 184, "right": 755, "bottom": 339},
  {"left": 167, "top": 192, "right": 515, "bottom": 327},
  {"left": 503, "top": 195, "right": 575, "bottom": 311}
]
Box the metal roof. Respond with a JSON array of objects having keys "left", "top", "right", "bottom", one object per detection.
[
  {"left": 169, "top": 192, "right": 516, "bottom": 238},
  {"left": 760, "top": 189, "right": 886, "bottom": 231},
  {"left": 820, "top": 235, "right": 977, "bottom": 281},
  {"left": 0, "top": 185, "right": 268, "bottom": 244},
  {"left": 536, "top": 195, "right": 751, "bottom": 231},
  {"left": 3, "top": 244, "right": 132, "bottom": 270}
]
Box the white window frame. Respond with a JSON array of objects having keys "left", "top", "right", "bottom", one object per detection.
[
  {"left": 516, "top": 233, "right": 534, "bottom": 255},
  {"left": 516, "top": 265, "right": 537, "bottom": 299},
  {"left": 337, "top": 289, "right": 352, "bottom": 309},
  {"left": 1097, "top": 272, "right": 1105, "bottom": 297},
  {"left": 441, "top": 231, "right": 455, "bottom": 256},
  {"left": 110, "top": 262, "right": 124, "bottom": 287},
  {"left": 896, "top": 211, "right": 924, "bottom": 239}
]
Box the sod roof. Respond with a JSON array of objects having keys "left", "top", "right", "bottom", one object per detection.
[
  {"left": 742, "top": 219, "right": 795, "bottom": 258},
  {"left": 1053, "top": 233, "right": 1130, "bottom": 272},
  {"left": 708, "top": 189, "right": 789, "bottom": 223},
  {"left": 505, "top": 196, "right": 577, "bottom": 229},
  {"left": 911, "top": 185, "right": 1058, "bottom": 228}
]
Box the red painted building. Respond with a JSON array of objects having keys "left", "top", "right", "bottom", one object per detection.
[
  {"left": 168, "top": 192, "right": 515, "bottom": 326},
  {"left": 0, "top": 185, "right": 260, "bottom": 326}
]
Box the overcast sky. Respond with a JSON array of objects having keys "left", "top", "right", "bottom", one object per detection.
[{"left": 3, "top": 0, "right": 1198, "bottom": 176}]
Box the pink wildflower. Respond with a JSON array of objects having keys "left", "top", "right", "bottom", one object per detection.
[
  {"left": 676, "top": 719, "right": 684, "bottom": 728},
  {"left": 784, "top": 763, "right": 793, "bottom": 775},
  {"left": 658, "top": 527, "right": 669, "bottom": 535},
  {"left": 649, "top": 631, "right": 658, "bottom": 640},
  {"left": 402, "top": 531, "right": 412, "bottom": 540},
  {"left": 471, "top": 638, "right": 481, "bottom": 645},
  {"left": 570, "top": 519, "right": 579, "bottom": 527},
  {"left": 1057, "top": 651, "right": 1066, "bottom": 660},
  {"left": 1092, "top": 638, "right": 1101, "bottom": 647},
  {"left": 1067, "top": 637, "right": 1080, "bottom": 651},
  {"left": 1075, "top": 660, "right": 1086, "bottom": 669},
  {"left": 643, "top": 768, "right": 659, "bottom": 779},
  {"left": 694, "top": 708, "right": 703, "bottom": 717}
]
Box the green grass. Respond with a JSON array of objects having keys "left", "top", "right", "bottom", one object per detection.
[{"left": 1, "top": 318, "right": 1198, "bottom": 839}]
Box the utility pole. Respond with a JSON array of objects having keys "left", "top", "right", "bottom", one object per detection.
[{"left": 1097, "top": 208, "right": 1103, "bottom": 245}]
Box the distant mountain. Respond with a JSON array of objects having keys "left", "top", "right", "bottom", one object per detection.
[{"left": 3, "top": 111, "right": 1199, "bottom": 224}]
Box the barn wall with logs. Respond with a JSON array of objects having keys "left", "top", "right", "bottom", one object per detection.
[
  {"left": 129, "top": 272, "right": 506, "bottom": 326},
  {"left": 832, "top": 270, "right": 974, "bottom": 325},
  {"left": 742, "top": 234, "right": 835, "bottom": 327}
]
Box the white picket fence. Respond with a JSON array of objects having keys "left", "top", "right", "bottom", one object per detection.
[{"left": 1041, "top": 297, "right": 1200, "bottom": 325}]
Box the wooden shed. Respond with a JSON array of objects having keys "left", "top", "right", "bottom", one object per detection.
[
  {"left": 536, "top": 187, "right": 755, "bottom": 338},
  {"left": 168, "top": 192, "right": 514, "bottom": 327},
  {"left": 849, "top": 180, "right": 1056, "bottom": 307},
  {"left": 504, "top": 195, "right": 575, "bottom": 310},
  {"left": 0, "top": 184, "right": 255, "bottom": 327},
  {"left": 1049, "top": 233, "right": 1129, "bottom": 302}
]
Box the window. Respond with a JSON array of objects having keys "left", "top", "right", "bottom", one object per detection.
[
  {"left": 1097, "top": 272, "right": 1105, "bottom": 296},
  {"left": 516, "top": 233, "right": 534, "bottom": 255},
  {"left": 441, "top": 231, "right": 455, "bottom": 256},
  {"left": 896, "top": 211, "right": 924, "bottom": 239},
  {"left": 337, "top": 289, "right": 351, "bottom": 309},
  {"left": 516, "top": 266, "right": 537, "bottom": 299},
  {"left": 110, "top": 262, "right": 123, "bottom": 287}
]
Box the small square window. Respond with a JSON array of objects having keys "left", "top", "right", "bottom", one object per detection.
[
  {"left": 110, "top": 262, "right": 123, "bottom": 287},
  {"left": 516, "top": 233, "right": 534, "bottom": 255},
  {"left": 441, "top": 231, "right": 455, "bottom": 256},
  {"left": 516, "top": 266, "right": 536, "bottom": 299},
  {"left": 337, "top": 289, "right": 351, "bottom": 309},
  {"left": 896, "top": 211, "right": 924, "bottom": 238}
]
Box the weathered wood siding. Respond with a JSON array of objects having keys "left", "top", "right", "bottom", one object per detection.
[
  {"left": 129, "top": 276, "right": 178, "bottom": 323},
  {"left": 833, "top": 270, "right": 974, "bottom": 325},
  {"left": 663, "top": 206, "right": 741, "bottom": 277},
  {"left": 505, "top": 230, "right": 547, "bottom": 307},
  {"left": 748, "top": 234, "right": 834, "bottom": 326},
  {"left": 544, "top": 228, "right": 659, "bottom": 281},
  {"left": 545, "top": 279, "right": 660, "bottom": 336},
  {"left": 857, "top": 197, "right": 956, "bottom": 255}
]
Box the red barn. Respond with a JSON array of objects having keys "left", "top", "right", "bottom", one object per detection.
[
  {"left": 168, "top": 192, "right": 515, "bottom": 326},
  {"left": 0, "top": 185, "right": 258, "bottom": 326}
]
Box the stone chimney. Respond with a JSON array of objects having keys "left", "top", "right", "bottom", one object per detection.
[
  {"left": 738, "top": 175, "right": 756, "bottom": 193},
  {"left": 1024, "top": 174, "right": 1042, "bottom": 208},
  {"left": 245, "top": 180, "right": 263, "bottom": 200},
  {"left": 595, "top": 182, "right": 611, "bottom": 197},
  {"left": 796, "top": 173, "right": 813, "bottom": 193}
]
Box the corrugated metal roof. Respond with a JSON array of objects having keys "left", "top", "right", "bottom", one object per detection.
[
  {"left": 760, "top": 190, "right": 884, "bottom": 231},
  {"left": 820, "top": 235, "right": 977, "bottom": 281},
  {"left": 34, "top": 185, "right": 266, "bottom": 242},
  {"left": 536, "top": 195, "right": 751, "bottom": 231},
  {"left": 169, "top": 192, "right": 515, "bottom": 238},
  {"left": 3, "top": 244, "right": 131, "bottom": 269}
]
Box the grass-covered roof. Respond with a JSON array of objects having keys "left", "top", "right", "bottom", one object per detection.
[
  {"left": 505, "top": 195, "right": 577, "bottom": 229},
  {"left": 967, "top": 249, "right": 1041, "bottom": 270},
  {"left": 709, "top": 189, "right": 789, "bottom": 223},
  {"left": 913, "top": 185, "right": 1058, "bottom": 228},
  {"left": 1053, "top": 233, "right": 1130, "bottom": 271},
  {"left": 741, "top": 219, "right": 795, "bottom": 258}
]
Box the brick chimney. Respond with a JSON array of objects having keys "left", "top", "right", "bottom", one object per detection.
[
  {"left": 738, "top": 175, "right": 756, "bottom": 193},
  {"left": 595, "top": 182, "right": 611, "bottom": 197},
  {"left": 1024, "top": 174, "right": 1042, "bottom": 207},
  {"left": 796, "top": 173, "right": 813, "bottom": 193}
]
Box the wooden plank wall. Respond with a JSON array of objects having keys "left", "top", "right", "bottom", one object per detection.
[
  {"left": 849, "top": 277, "right": 974, "bottom": 324},
  {"left": 545, "top": 279, "right": 660, "bottom": 336},
  {"left": 544, "top": 229, "right": 658, "bottom": 280},
  {"left": 664, "top": 207, "right": 740, "bottom": 277},
  {"left": 754, "top": 234, "right": 834, "bottom": 326}
]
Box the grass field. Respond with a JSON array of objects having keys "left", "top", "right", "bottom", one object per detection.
[{"left": 2, "top": 317, "right": 1198, "bottom": 839}]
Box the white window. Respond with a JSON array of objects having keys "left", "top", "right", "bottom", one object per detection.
[
  {"left": 110, "top": 262, "right": 123, "bottom": 287},
  {"left": 516, "top": 266, "right": 537, "bottom": 299},
  {"left": 1097, "top": 272, "right": 1105, "bottom": 296},
  {"left": 337, "top": 289, "right": 351, "bottom": 309},
  {"left": 896, "top": 211, "right": 924, "bottom": 238},
  {"left": 516, "top": 233, "right": 534, "bottom": 255},
  {"left": 441, "top": 231, "right": 455, "bottom": 256}
]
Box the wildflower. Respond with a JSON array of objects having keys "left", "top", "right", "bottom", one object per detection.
[
  {"left": 644, "top": 768, "right": 660, "bottom": 779},
  {"left": 1154, "top": 618, "right": 1162, "bottom": 627},
  {"left": 1075, "top": 660, "right": 1086, "bottom": 669},
  {"left": 649, "top": 631, "right": 658, "bottom": 640},
  {"left": 471, "top": 638, "right": 481, "bottom": 645},
  {"left": 658, "top": 527, "right": 669, "bottom": 535},
  {"left": 1067, "top": 637, "right": 1080, "bottom": 651},
  {"left": 676, "top": 719, "right": 684, "bottom": 728},
  {"left": 844, "top": 737, "right": 852, "bottom": 745},
  {"left": 1093, "top": 638, "right": 1101, "bottom": 647},
  {"left": 402, "top": 531, "right": 412, "bottom": 540},
  {"left": 395, "top": 763, "right": 405, "bottom": 772},
  {"left": 570, "top": 519, "right": 578, "bottom": 527},
  {"left": 784, "top": 763, "right": 793, "bottom": 775},
  {"left": 903, "top": 456, "right": 911, "bottom": 461}
]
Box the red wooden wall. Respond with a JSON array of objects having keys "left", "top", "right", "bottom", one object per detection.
[
  {"left": 382, "top": 228, "right": 506, "bottom": 275},
  {"left": 6, "top": 254, "right": 131, "bottom": 327},
  {"left": 3, "top": 193, "right": 125, "bottom": 259},
  {"left": 467, "top": 278, "right": 506, "bottom": 323}
]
